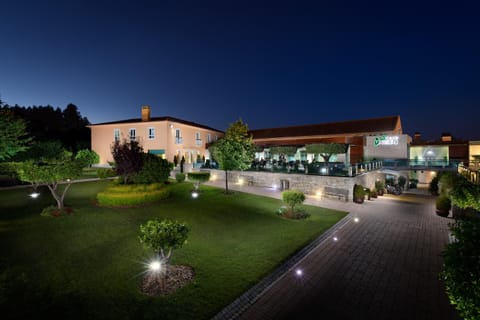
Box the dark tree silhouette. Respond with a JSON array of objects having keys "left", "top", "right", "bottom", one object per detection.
[{"left": 111, "top": 139, "right": 144, "bottom": 184}]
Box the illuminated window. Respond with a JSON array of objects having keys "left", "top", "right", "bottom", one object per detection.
[
  {"left": 207, "top": 134, "right": 211, "bottom": 143},
  {"left": 129, "top": 128, "right": 136, "bottom": 141},
  {"left": 114, "top": 129, "right": 120, "bottom": 142},
  {"left": 148, "top": 127, "right": 155, "bottom": 139}
]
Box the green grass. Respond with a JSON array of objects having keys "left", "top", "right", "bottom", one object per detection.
[{"left": 0, "top": 181, "right": 347, "bottom": 320}]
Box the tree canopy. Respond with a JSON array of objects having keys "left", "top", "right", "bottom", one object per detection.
[
  {"left": 210, "top": 119, "right": 254, "bottom": 193},
  {"left": 111, "top": 139, "right": 144, "bottom": 184},
  {"left": 0, "top": 108, "right": 31, "bottom": 161}
]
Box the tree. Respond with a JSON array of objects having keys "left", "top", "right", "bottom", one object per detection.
[
  {"left": 75, "top": 149, "right": 100, "bottom": 167},
  {"left": 187, "top": 172, "right": 210, "bottom": 191},
  {"left": 305, "top": 143, "right": 347, "bottom": 163},
  {"left": 139, "top": 219, "right": 190, "bottom": 275},
  {"left": 0, "top": 108, "right": 31, "bottom": 160},
  {"left": 111, "top": 139, "right": 144, "bottom": 184},
  {"left": 210, "top": 119, "right": 255, "bottom": 193},
  {"left": 17, "top": 158, "right": 83, "bottom": 211},
  {"left": 282, "top": 190, "right": 306, "bottom": 218}
]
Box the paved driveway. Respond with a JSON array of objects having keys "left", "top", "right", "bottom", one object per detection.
[{"left": 207, "top": 181, "right": 459, "bottom": 320}]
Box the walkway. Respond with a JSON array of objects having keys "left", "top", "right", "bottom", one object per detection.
[{"left": 207, "top": 180, "right": 459, "bottom": 320}]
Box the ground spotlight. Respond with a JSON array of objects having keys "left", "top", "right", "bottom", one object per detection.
[
  {"left": 192, "top": 191, "right": 199, "bottom": 198},
  {"left": 295, "top": 269, "right": 303, "bottom": 276},
  {"left": 29, "top": 192, "right": 40, "bottom": 198}
]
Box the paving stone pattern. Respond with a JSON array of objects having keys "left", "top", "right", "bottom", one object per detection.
[{"left": 207, "top": 181, "right": 459, "bottom": 320}]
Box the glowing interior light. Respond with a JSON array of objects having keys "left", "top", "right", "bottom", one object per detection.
[
  {"left": 333, "top": 236, "right": 338, "bottom": 242},
  {"left": 354, "top": 217, "right": 359, "bottom": 223},
  {"left": 149, "top": 261, "right": 161, "bottom": 272},
  {"left": 295, "top": 269, "right": 303, "bottom": 276},
  {"left": 29, "top": 192, "right": 40, "bottom": 198},
  {"left": 192, "top": 191, "right": 199, "bottom": 198}
]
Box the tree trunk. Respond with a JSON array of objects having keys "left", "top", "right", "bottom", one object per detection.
[{"left": 224, "top": 169, "right": 229, "bottom": 194}]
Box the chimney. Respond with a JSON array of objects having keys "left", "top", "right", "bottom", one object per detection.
[
  {"left": 441, "top": 132, "right": 452, "bottom": 142},
  {"left": 141, "top": 105, "right": 151, "bottom": 122},
  {"left": 413, "top": 132, "right": 421, "bottom": 142}
]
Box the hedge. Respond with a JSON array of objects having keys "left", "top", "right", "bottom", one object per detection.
[{"left": 97, "top": 183, "right": 170, "bottom": 207}]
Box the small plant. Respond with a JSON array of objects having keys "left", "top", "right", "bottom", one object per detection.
[
  {"left": 375, "top": 180, "right": 385, "bottom": 196},
  {"left": 429, "top": 176, "right": 439, "bottom": 195},
  {"left": 353, "top": 184, "right": 366, "bottom": 203},
  {"left": 281, "top": 190, "right": 307, "bottom": 219},
  {"left": 96, "top": 168, "right": 116, "bottom": 179},
  {"left": 175, "top": 173, "right": 186, "bottom": 183},
  {"left": 436, "top": 195, "right": 451, "bottom": 217},
  {"left": 398, "top": 176, "right": 406, "bottom": 189}
]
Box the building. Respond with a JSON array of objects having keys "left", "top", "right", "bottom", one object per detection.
[
  {"left": 88, "top": 106, "right": 223, "bottom": 166},
  {"left": 249, "top": 115, "right": 408, "bottom": 165}
]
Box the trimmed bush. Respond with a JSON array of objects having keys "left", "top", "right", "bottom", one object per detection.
[
  {"left": 134, "top": 154, "right": 173, "bottom": 184},
  {"left": 354, "top": 184, "right": 366, "bottom": 203},
  {"left": 429, "top": 176, "right": 439, "bottom": 195},
  {"left": 187, "top": 172, "right": 211, "bottom": 183},
  {"left": 97, "top": 183, "right": 170, "bottom": 207},
  {"left": 436, "top": 195, "right": 452, "bottom": 211},
  {"left": 375, "top": 180, "right": 385, "bottom": 195},
  {"left": 441, "top": 218, "right": 480, "bottom": 320},
  {"left": 96, "top": 168, "right": 116, "bottom": 179},
  {"left": 175, "top": 173, "right": 186, "bottom": 183}
]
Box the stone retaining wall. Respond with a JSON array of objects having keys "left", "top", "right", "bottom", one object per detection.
[{"left": 204, "top": 169, "right": 385, "bottom": 201}]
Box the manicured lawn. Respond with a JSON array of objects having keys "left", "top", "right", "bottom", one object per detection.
[{"left": 0, "top": 181, "right": 347, "bottom": 320}]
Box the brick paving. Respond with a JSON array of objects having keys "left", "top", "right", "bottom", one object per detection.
[{"left": 207, "top": 181, "right": 459, "bottom": 320}]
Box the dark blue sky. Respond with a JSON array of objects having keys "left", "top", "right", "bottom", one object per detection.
[{"left": 1, "top": 0, "right": 479, "bottom": 140}]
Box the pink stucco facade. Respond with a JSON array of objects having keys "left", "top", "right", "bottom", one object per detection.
[{"left": 89, "top": 107, "right": 223, "bottom": 165}]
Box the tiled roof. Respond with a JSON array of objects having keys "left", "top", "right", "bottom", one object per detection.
[
  {"left": 249, "top": 115, "right": 401, "bottom": 139},
  {"left": 89, "top": 116, "right": 223, "bottom": 133}
]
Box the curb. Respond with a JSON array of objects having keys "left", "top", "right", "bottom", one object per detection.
[{"left": 211, "top": 213, "right": 352, "bottom": 320}]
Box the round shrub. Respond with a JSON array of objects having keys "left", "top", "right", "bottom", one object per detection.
[
  {"left": 281, "top": 190, "right": 306, "bottom": 218},
  {"left": 436, "top": 195, "right": 451, "bottom": 211},
  {"left": 175, "top": 173, "right": 186, "bottom": 183},
  {"left": 134, "top": 154, "right": 173, "bottom": 184}
]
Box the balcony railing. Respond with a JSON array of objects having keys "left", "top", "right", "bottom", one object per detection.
[
  {"left": 195, "top": 139, "right": 202, "bottom": 146},
  {"left": 175, "top": 137, "right": 183, "bottom": 144}
]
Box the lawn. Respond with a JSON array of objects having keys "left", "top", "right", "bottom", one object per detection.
[{"left": 0, "top": 180, "right": 347, "bottom": 320}]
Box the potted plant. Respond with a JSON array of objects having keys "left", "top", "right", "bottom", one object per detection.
[
  {"left": 375, "top": 180, "right": 385, "bottom": 196},
  {"left": 429, "top": 176, "right": 439, "bottom": 195},
  {"left": 353, "top": 184, "right": 365, "bottom": 204},
  {"left": 436, "top": 195, "right": 451, "bottom": 217},
  {"left": 370, "top": 187, "right": 378, "bottom": 198}
]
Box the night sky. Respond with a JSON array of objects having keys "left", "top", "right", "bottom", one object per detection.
[{"left": 1, "top": 0, "right": 479, "bottom": 140}]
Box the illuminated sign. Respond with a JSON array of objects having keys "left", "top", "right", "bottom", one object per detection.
[{"left": 374, "top": 135, "right": 399, "bottom": 147}]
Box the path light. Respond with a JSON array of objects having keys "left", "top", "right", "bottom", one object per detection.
[
  {"left": 149, "top": 260, "right": 162, "bottom": 272},
  {"left": 210, "top": 174, "right": 217, "bottom": 181},
  {"left": 333, "top": 236, "right": 339, "bottom": 242},
  {"left": 192, "top": 191, "right": 199, "bottom": 198},
  {"left": 238, "top": 178, "right": 244, "bottom": 185},
  {"left": 295, "top": 269, "right": 303, "bottom": 276},
  {"left": 316, "top": 191, "right": 322, "bottom": 198},
  {"left": 29, "top": 192, "right": 40, "bottom": 198},
  {"left": 272, "top": 184, "right": 277, "bottom": 190},
  {"left": 354, "top": 217, "right": 360, "bottom": 223}
]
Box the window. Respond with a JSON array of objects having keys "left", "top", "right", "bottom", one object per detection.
[
  {"left": 175, "top": 129, "right": 182, "bottom": 144},
  {"left": 148, "top": 127, "right": 155, "bottom": 139},
  {"left": 129, "top": 128, "right": 136, "bottom": 141},
  {"left": 214, "top": 135, "right": 218, "bottom": 141},
  {"left": 195, "top": 132, "right": 202, "bottom": 146},
  {"left": 207, "top": 134, "right": 211, "bottom": 143},
  {"left": 114, "top": 129, "right": 120, "bottom": 142}
]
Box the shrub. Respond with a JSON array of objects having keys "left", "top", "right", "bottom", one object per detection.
[
  {"left": 281, "top": 190, "right": 306, "bottom": 218},
  {"left": 96, "top": 168, "right": 116, "bottom": 179},
  {"left": 139, "top": 219, "right": 190, "bottom": 264},
  {"left": 40, "top": 205, "right": 73, "bottom": 217},
  {"left": 354, "top": 184, "right": 366, "bottom": 203},
  {"left": 97, "top": 183, "right": 170, "bottom": 207},
  {"left": 187, "top": 172, "right": 211, "bottom": 183},
  {"left": 375, "top": 180, "right": 385, "bottom": 194},
  {"left": 436, "top": 195, "right": 451, "bottom": 211},
  {"left": 398, "top": 176, "right": 406, "bottom": 189},
  {"left": 429, "top": 176, "right": 439, "bottom": 195},
  {"left": 134, "top": 154, "right": 173, "bottom": 184},
  {"left": 175, "top": 173, "right": 186, "bottom": 183},
  {"left": 441, "top": 218, "right": 480, "bottom": 320}
]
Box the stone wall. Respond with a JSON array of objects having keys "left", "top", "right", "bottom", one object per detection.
[{"left": 204, "top": 169, "right": 386, "bottom": 202}]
